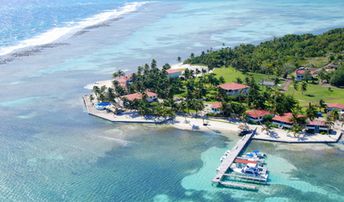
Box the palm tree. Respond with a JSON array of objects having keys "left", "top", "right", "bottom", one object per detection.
[
  {"left": 319, "top": 99, "right": 327, "bottom": 112},
  {"left": 112, "top": 70, "right": 125, "bottom": 78},
  {"left": 262, "top": 121, "right": 273, "bottom": 136},
  {"left": 291, "top": 124, "right": 303, "bottom": 138},
  {"left": 306, "top": 103, "right": 317, "bottom": 121},
  {"left": 292, "top": 81, "right": 299, "bottom": 93},
  {"left": 301, "top": 81, "right": 307, "bottom": 95}
]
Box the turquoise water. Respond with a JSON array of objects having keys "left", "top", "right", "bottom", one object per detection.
[{"left": 0, "top": 0, "right": 344, "bottom": 201}]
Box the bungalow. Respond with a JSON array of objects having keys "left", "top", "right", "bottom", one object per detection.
[
  {"left": 218, "top": 82, "right": 249, "bottom": 96},
  {"left": 115, "top": 74, "right": 132, "bottom": 88},
  {"left": 295, "top": 67, "right": 317, "bottom": 81},
  {"left": 272, "top": 113, "right": 305, "bottom": 129},
  {"left": 326, "top": 103, "right": 344, "bottom": 113},
  {"left": 246, "top": 109, "right": 273, "bottom": 123},
  {"left": 209, "top": 102, "right": 222, "bottom": 114},
  {"left": 166, "top": 68, "right": 184, "bottom": 78},
  {"left": 306, "top": 120, "right": 329, "bottom": 133},
  {"left": 121, "top": 91, "right": 158, "bottom": 103}
]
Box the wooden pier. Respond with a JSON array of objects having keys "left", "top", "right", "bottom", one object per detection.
[
  {"left": 219, "top": 181, "right": 257, "bottom": 191},
  {"left": 212, "top": 129, "right": 256, "bottom": 184},
  {"left": 223, "top": 173, "right": 268, "bottom": 184}
]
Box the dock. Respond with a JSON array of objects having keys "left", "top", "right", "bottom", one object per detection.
[
  {"left": 212, "top": 129, "right": 256, "bottom": 184},
  {"left": 219, "top": 181, "right": 257, "bottom": 191},
  {"left": 223, "top": 173, "right": 268, "bottom": 184}
]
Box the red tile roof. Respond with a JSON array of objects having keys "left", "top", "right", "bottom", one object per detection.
[
  {"left": 166, "top": 68, "right": 184, "bottom": 74},
  {"left": 246, "top": 109, "right": 272, "bottom": 118},
  {"left": 272, "top": 113, "right": 305, "bottom": 124},
  {"left": 121, "top": 91, "right": 157, "bottom": 101},
  {"left": 327, "top": 103, "right": 344, "bottom": 110},
  {"left": 307, "top": 120, "right": 327, "bottom": 126},
  {"left": 296, "top": 69, "right": 305, "bottom": 75},
  {"left": 121, "top": 93, "right": 142, "bottom": 101},
  {"left": 116, "top": 75, "right": 132, "bottom": 87},
  {"left": 210, "top": 102, "right": 222, "bottom": 109},
  {"left": 218, "top": 82, "right": 248, "bottom": 90}
]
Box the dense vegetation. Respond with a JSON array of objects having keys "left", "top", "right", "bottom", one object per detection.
[{"left": 184, "top": 28, "right": 344, "bottom": 82}]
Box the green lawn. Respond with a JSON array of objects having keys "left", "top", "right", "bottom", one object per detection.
[
  {"left": 213, "top": 66, "right": 275, "bottom": 83},
  {"left": 287, "top": 83, "right": 344, "bottom": 106}
]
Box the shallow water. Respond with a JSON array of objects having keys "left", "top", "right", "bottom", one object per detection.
[{"left": 0, "top": 0, "right": 344, "bottom": 201}]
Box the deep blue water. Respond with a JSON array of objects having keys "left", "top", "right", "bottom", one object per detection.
[{"left": 0, "top": 0, "right": 343, "bottom": 201}]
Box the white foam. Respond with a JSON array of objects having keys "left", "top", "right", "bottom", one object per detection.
[{"left": 0, "top": 2, "right": 147, "bottom": 56}]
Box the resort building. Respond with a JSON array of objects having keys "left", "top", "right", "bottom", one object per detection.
[
  {"left": 115, "top": 74, "right": 133, "bottom": 88},
  {"left": 327, "top": 103, "right": 344, "bottom": 113},
  {"left": 218, "top": 82, "right": 249, "bottom": 96},
  {"left": 209, "top": 102, "right": 222, "bottom": 114},
  {"left": 295, "top": 67, "right": 317, "bottom": 81},
  {"left": 306, "top": 120, "right": 329, "bottom": 133},
  {"left": 246, "top": 109, "right": 273, "bottom": 123},
  {"left": 121, "top": 91, "right": 158, "bottom": 103},
  {"left": 272, "top": 113, "right": 300, "bottom": 129},
  {"left": 166, "top": 68, "right": 184, "bottom": 78}
]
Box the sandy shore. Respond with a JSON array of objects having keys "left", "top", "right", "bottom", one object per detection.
[{"left": 170, "top": 116, "right": 343, "bottom": 144}]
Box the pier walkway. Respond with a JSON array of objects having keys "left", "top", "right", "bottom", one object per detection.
[{"left": 212, "top": 129, "right": 256, "bottom": 184}]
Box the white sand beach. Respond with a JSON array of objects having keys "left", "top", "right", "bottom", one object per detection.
[{"left": 170, "top": 116, "right": 343, "bottom": 144}]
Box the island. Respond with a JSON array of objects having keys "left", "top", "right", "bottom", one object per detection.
[{"left": 83, "top": 28, "right": 344, "bottom": 144}]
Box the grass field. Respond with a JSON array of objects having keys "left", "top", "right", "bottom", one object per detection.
[
  {"left": 287, "top": 83, "right": 344, "bottom": 106},
  {"left": 213, "top": 66, "right": 344, "bottom": 106},
  {"left": 213, "top": 67, "right": 275, "bottom": 83}
]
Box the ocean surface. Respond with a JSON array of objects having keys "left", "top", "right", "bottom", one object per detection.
[{"left": 0, "top": 0, "right": 344, "bottom": 201}]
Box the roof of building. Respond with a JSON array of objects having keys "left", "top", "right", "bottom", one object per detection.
[
  {"left": 116, "top": 75, "right": 132, "bottom": 87},
  {"left": 121, "top": 91, "right": 157, "bottom": 101},
  {"left": 272, "top": 112, "right": 305, "bottom": 124},
  {"left": 210, "top": 102, "right": 222, "bottom": 109},
  {"left": 218, "top": 82, "right": 249, "bottom": 91},
  {"left": 307, "top": 120, "right": 327, "bottom": 127},
  {"left": 246, "top": 109, "right": 272, "bottom": 118},
  {"left": 327, "top": 103, "right": 344, "bottom": 110},
  {"left": 296, "top": 69, "right": 306, "bottom": 75},
  {"left": 166, "top": 68, "right": 184, "bottom": 74}
]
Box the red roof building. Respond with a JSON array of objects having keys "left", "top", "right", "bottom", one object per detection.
[
  {"left": 306, "top": 119, "right": 329, "bottom": 133},
  {"left": 166, "top": 68, "right": 184, "bottom": 74},
  {"left": 307, "top": 120, "right": 327, "bottom": 127},
  {"left": 211, "top": 102, "right": 222, "bottom": 109},
  {"left": 327, "top": 103, "right": 344, "bottom": 111},
  {"left": 166, "top": 68, "right": 184, "bottom": 78},
  {"left": 218, "top": 82, "right": 248, "bottom": 91},
  {"left": 272, "top": 113, "right": 305, "bottom": 128},
  {"left": 246, "top": 109, "right": 272, "bottom": 123},
  {"left": 246, "top": 110, "right": 272, "bottom": 119},
  {"left": 121, "top": 91, "right": 157, "bottom": 102},
  {"left": 115, "top": 75, "right": 132, "bottom": 88},
  {"left": 218, "top": 82, "right": 249, "bottom": 96}
]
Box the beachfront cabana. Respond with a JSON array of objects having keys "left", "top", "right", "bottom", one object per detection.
[
  {"left": 209, "top": 102, "right": 222, "bottom": 114},
  {"left": 326, "top": 103, "right": 344, "bottom": 113},
  {"left": 246, "top": 109, "right": 273, "bottom": 123},
  {"left": 306, "top": 120, "right": 329, "bottom": 133},
  {"left": 115, "top": 74, "right": 133, "bottom": 88},
  {"left": 272, "top": 113, "right": 302, "bottom": 129},
  {"left": 166, "top": 68, "right": 184, "bottom": 78},
  {"left": 218, "top": 82, "right": 249, "bottom": 96}
]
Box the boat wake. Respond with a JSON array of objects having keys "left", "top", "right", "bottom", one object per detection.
[{"left": 0, "top": 2, "right": 147, "bottom": 63}]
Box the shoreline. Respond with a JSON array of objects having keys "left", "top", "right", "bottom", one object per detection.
[{"left": 83, "top": 95, "right": 343, "bottom": 144}]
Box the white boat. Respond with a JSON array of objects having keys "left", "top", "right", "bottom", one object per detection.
[{"left": 231, "top": 164, "right": 268, "bottom": 182}]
